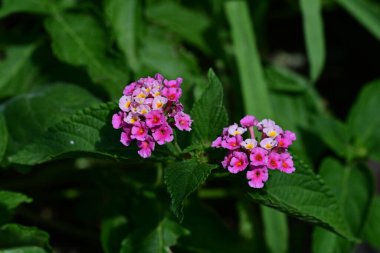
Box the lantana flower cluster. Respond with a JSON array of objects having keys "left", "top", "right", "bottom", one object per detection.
[
  {"left": 212, "top": 115, "right": 296, "bottom": 188},
  {"left": 112, "top": 74, "right": 192, "bottom": 158}
]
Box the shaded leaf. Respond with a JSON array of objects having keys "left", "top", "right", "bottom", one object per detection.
[
  {"left": 104, "top": 0, "right": 141, "bottom": 71},
  {"left": 146, "top": 2, "right": 211, "bottom": 53},
  {"left": 363, "top": 196, "right": 380, "bottom": 249},
  {"left": 1, "top": 84, "right": 100, "bottom": 158},
  {"left": 8, "top": 102, "right": 142, "bottom": 165},
  {"left": 101, "top": 215, "right": 129, "bottom": 253},
  {"left": 165, "top": 159, "right": 217, "bottom": 220},
  {"left": 336, "top": 0, "right": 380, "bottom": 41},
  {"left": 249, "top": 158, "right": 356, "bottom": 241},
  {"left": 313, "top": 116, "right": 349, "bottom": 158},
  {"left": 0, "top": 114, "right": 7, "bottom": 162},
  {"left": 120, "top": 218, "right": 188, "bottom": 253},
  {"left": 312, "top": 158, "right": 374, "bottom": 252},
  {"left": 300, "top": 0, "right": 325, "bottom": 81},
  {"left": 45, "top": 11, "right": 128, "bottom": 98},
  {"left": 1, "top": 246, "right": 48, "bottom": 253},
  {"left": 0, "top": 224, "right": 52, "bottom": 253},
  {"left": 0, "top": 191, "right": 32, "bottom": 211},
  {"left": 262, "top": 206, "right": 288, "bottom": 253},
  {"left": 348, "top": 80, "right": 380, "bottom": 162},
  {"left": 0, "top": 0, "right": 75, "bottom": 18},
  {"left": 0, "top": 43, "right": 41, "bottom": 100},
  {"left": 191, "top": 69, "right": 228, "bottom": 147}
]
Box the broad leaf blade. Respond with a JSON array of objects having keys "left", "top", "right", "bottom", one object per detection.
[
  {"left": 248, "top": 159, "right": 356, "bottom": 241},
  {"left": 312, "top": 158, "right": 374, "bottom": 252},
  {"left": 165, "top": 159, "right": 217, "bottom": 220},
  {"left": 8, "top": 102, "right": 141, "bottom": 165},
  {"left": 121, "top": 218, "right": 188, "bottom": 253},
  {"left": 363, "top": 196, "right": 380, "bottom": 249},
  {"left": 0, "top": 224, "right": 52, "bottom": 253},
  {"left": 2, "top": 84, "right": 100, "bottom": 158},
  {"left": 0, "top": 43, "right": 41, "bottom": 100},
  {"left": 146, "top": 2, "right": 211, "bottom": 53},
  {"left": 101, "top": 215, "right": 129, "bottom": 253},
  {"left": 104, "top": 0, "right": 141, "bottom": 71},
  {"left": 45, "top": 12, "right": 128, "bottom": 98},
  {"left": 348, "top": 80, "right": 380, "bottom": 162},
  {"left": 191, "top": 69, "right": 228, "bottom": 147},
  {"left": 300, "top": 0, "right": 325, "bottom": 81}
]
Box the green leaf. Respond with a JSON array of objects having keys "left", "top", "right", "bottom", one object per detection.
[
  {"left": 300, "top": 0, "right": 326, "bottom": 81},
  {"left": 0, "top": 43, "right": 41, "bottom": 100},
  {"left": 146, "top": 2, "right": 211, "bottom": 53},
  {"left": 363, "top": 196, "right": 380, "bottom": 249},
  {"left": 191, "top": 69, "right": 228, "bottom": 147},
  {"left": 348, "top": 80, "right": 380, "bottom": 162},
  {"left": 336, "top": 0, "right": 380, "bottom": 41},
  {"left": 312, "top": 158, "right": 374, "bottom": 252},
  {"left": 0, "top": 114, "right": 7, "bottom": 162},
  {"left": 0, "top": 0, "right": 75, "bottom": 18},
  {"left": 1, "top": 84, "right": 100, "bottom": 158},
  {"left": 8, "top": 102, "right": 142, "bottom": 165},
  {"left": 312, "top": 116, "right": 349, "bottom": 158},
  {"left": 1, "top": 246, "right": 48, "bottom": 253},
  {"left": 101, "top": 215, "right": 129, "bottom": 253},
  {"left": 44, "top": 11, "right": 128, "bottom": 98},
  {"left": 120, "top": 218, "right": 188, "bottom": 253},
  {"left": 165, "top": 159, "right": 217, "bottom": 220},
  {"left": 248, "top": 158, "right": 356, "bottom": 241},
  {"left": 0, "top": 191, "right": 32, "bottom": 225},
  {"left": 224, "top": 0, "right": 272, "bottom": 118},
  {"left": 104, "top": 0, "right": 141, "bottom": 71},
  {"left": 261, "top": 206, "right": 288, "bottom": 253},
  {"left": 0, "top": 224, "right": 52, "bottom": 253}
]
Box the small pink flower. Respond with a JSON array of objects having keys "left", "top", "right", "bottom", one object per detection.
[
  {"left": 267, "top": 152, "right": 280, "bottom": 169},
  {"left": 174, "top": 112, "right": 192, "bottom": 131},
  {"left": 152, "top": 123, "right": 174, "bottom": 145},
  {"left": 212, "top": 136, "right": 223, "bottom": 148},
  {"left": 124, "top": 112, "right": 140, "bottom": 125},
  {"left": 137, "top": 136, "right": 155, "bottom": 158},
  {"left": 228, "top": 123, "right": 246, "bottom": 136},
  {"left": 119, "top": 96, "right": 133, "bottom": 112},
  {"left": 285, "top": 130, "right": 296, "bottom": 141},
  {"left": 131, "top": 121, "right": 148, "bottom": 141},
  {"left": 123, "top": 82, "right": 137, "bottom": 95},
  {"left": 228, "top": 151, "right": 249, "bottom": 174},
  {"left": 162, "top": 87, "right": 182, "bottom": 101},
  {"left": 137, "top": 105, "right": 150, "bottom": 115},
  {"left": 240, "top": 138, "right": 257, "bottom": 150},
  {"left": 240, "top": 115, "right": 258, "bottom": 127},
  {"left": 145, "top": 110, "right": 165, "bottom": 128},
  {"left": 257, "top": 119, "right": 276, "bottom": 131},
  {"left": 263, "top": 125, "right": 283, "bottom": 138},
  {"left": 221, "top": 152, "right": 233, "bottom": 168},
  {"left": 260, "top": 138, "right": 277, "bottom": 150},
  {"left": 247, "top": 167, "right": 269, "bottom": 188},
  {"left": 279, "top": 153, "right": 295, "bottom": 174},
  {"left": 222, "top": 135, "right": 243, "bottom": 150},
  {"left": 164, "top": 78, "right": 182, "bottom": 88},
  {"left": 112, "top": 112, "right": 124, "bottom": 129},
  {"left": 120, "top": 127, "right": 132, "bottom": 146},
  {"left": 250, "top": 147, "right": 268, "bottom": 166},
  {"left": 152, "top": 96, "right": 168, "bottom": 110},
  {"left": 155, "top": 73, "right": 164, "bottom": 82}
]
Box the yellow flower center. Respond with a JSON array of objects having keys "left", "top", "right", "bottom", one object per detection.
[
  {"left": 246, "top": 143, "right": 253, "bottom": 149},
  {"left": 125, "top": 101, "right": 131, "bottom": 108},
  {"left": 137, "top": 93, "right": 146, "bottom": 99},
  {"left": 268, "top": 131, "right": 277, "bottom": 137},
  {"left": 265, "top": 143, "right": 272, "bottom": 149},
  {"left": 156, "top": 102, "right": 163, "bottom": 108}
]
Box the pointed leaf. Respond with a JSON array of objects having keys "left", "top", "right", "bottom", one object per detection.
[
  {"left": 248, "top": 159, "right": 356, "bottom": 241},
  {"left": 0, "top": 43, "right": 41, "bottom": 100},
  {"left": 104, "top": 0, "right": 141, "bottom": 71},
  {"left": 312, "top": 158, "right": 374, "bottom": 252},
  {"left": 336, "top": 0, "right": 380, "bottom": 41},
  {"left": 146, "top": 2, "right": 211, "bottom": 53},
  {"left": 165, "top": 159, "right": 217, "bottom": 220},
  {"left": 121, "top": 218, "right": 188, "bottom": 253},
  {"left": 45, "top": 12, "right": 128, "bottom": 98},
  {"left": 8, "top": 102, "right": 142, "bottom": 165},
  {"left": 300, "top": 0, "right": 325, "bottom": 81},
  {"left": 191, "top": 69, "right": 228, "bottom": 147},
  {"left": 0, "top": 0, "right": 75, "bottom": 17},
  {"left": 363, "top": 196, "right": 380, "bottom": 249},
  {"left": 2, "top": 84, "right": 100, "bottom": 158},
  {"left": 0, "top": 224, "right": 52, "bottom": 253}
]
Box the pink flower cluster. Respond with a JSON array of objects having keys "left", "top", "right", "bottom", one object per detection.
[
  {"left": 112, "top": 74, "right": 192, "bottom": 158},
  {"left": 212, "top": 115, "right": 296, "bottom": 188}
]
